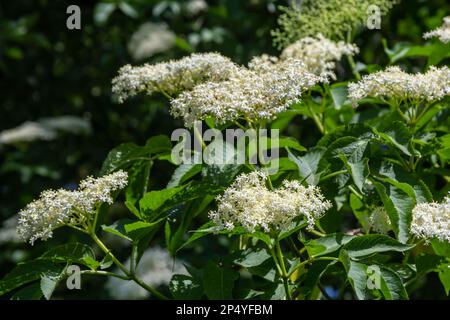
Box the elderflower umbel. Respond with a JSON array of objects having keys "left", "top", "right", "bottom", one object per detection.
[
  {"left": 369, "top": 207, "right": 392, "bottom": 234},
  {"left": 424, "top": 16, "right": 450, "bottom": 44},
  {"left": 17, "top": 171, "right": 128, "bottom": 245},
  {"left": 280, "top": 34, "right": 359, "bottom": 78},
  {"left": 411, "top": 195, "right": 450, "bottom": 243},
  {"left": 209, "top": 171, "right": 332, "bottom": 233},
  {"left": 348, "top": 66, "right": 450, "bottom": 107},
  {"left": 127, "top": 22, "right": 176, "bottom": 61},
  {"left": 0, "top": 121, "right": 57, "bottom": 145},
  {"left": 112, "top": 53, "right": 241, "bottom": 102},
  {"left": 171, "top": 58, "right": 328, "bottom": 127}
]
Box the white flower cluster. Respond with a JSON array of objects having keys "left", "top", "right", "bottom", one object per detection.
[
  {"left": 369, "top": 207, "right": 391, "bottom": 234},
  {"left": 280, "top": 33, "right": 359, "bottom": 78},
  {"left": 112, "top": 53, "right": 240, "bottom": 102},
  {"left": 184, "top": 0, "right": 208, "bottom": 17},
  {"left": 411, "top": 195, "right": 450, "bottom": 243},
  {"left": 171, "top": 58, "right": 327, "bottom": 127},
  {"left": 0, "top": 117, "right": 91, "bottom": 146},
  {"left": 106, "top": 246, "right": 187, "bottom": 299},
  {"left": 0, "top": 216, "right": 20, "bottom": 245},
  {"left": 127, "top": 22, "right": 176, "bottom": 61},
  {"left": 424, "top": 16, "right": 450, "bottom": 43},
  {"left": 348, "top": 66, "right": 450, "bottom": 107},
  {"left": 0, "top": 121, "right": 57, "bottom": 145},
  {"left": 17, "top": 171, "right": 128, "bottom": 245},
  {"left": 209, "top": 171, "right": 332, "bottom": 233}
]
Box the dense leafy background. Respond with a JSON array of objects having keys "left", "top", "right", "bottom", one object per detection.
[{"left": 0, "top": 0, "right": 449, "bottom": 299}]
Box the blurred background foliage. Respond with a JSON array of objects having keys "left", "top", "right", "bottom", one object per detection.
[{"left": 0, "top": 0, "right": 449, "bottom": 299}]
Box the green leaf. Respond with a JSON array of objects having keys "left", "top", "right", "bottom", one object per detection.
[
  {"left": 125, "top": 200, "right": 141, "bottom": 219},
  {"left": 330, "top": 137, "right": 369, "bottom": 163},
  {"left": 170, "top": 274, "right": 203, "bottom": 300},
  {"left": 305, "top": 233, "right": 354, "bottom": 258},
  {"left": 431, "top": 239, "right": 450, "bottom": 257},
  {"left": 102, "top": 219, "right": 164, "bottom": 242},
  {"left": 378, "top": 162, "right": 433, "bottom": 203},
  {"left": 379, "top": 266, "right": 408, "bottom": 300},
  {"left": 40, "top": 266, "right": 67, "bottom": 300},
  {"left": 247, "top": 259, "right": 278, "bottom": 282},
  {"left": 139, "top": 186, "right": 183, "bottom": 219},
  {"left": 41, "top": 243, "right": 97, "bottom": 269},
  {"left": 317, "top": 124, "right": 374, "bottom": 148},
  {"left": 145, "top": 135, "right": 172, "bottom": 154},
  {"left": 416, "top": 253, "right": 443, "bottom": 275},
  {"left": 340, "top": 155, "right": 369, "bottom": 193},
  {"left": 340, "top": 251, "right": 370, "bottom": 300},
  {"left": 287, "top": 147, "right": 326, "bottom": 185},
  {"left": 234, "top": 248, "right": 271, "bottom": 268},
  {"left": 167, "top": 164, "right": 202, "bottom": 188},
  {"left": 279, "top": 221, "right": 308, "bottom": 241},
  {"left": 297, "top": 260, "right": 338, "bottom": 299},
  {"left": 373, "top": 181, "right": 415, "bottom": 243},
  {"left": 343, "top": 235, "right": 413, "bottom": 260},
  {"left": 277, "top": 137, "right": 307, "bottom": 152},
  {"left": 329, "top": 82, "right": 349, "bottom": 109},
  {"left": 125, "top": 159, "right": 153, "bottom": 205},
  {"left": 176, "top": 221, "right": 214, "bottom": 252},
  {"left": 10, "top": 283, "right": 43, "bottom": 300},
  {"left": 140, "top": 182, "right": 221, "bottom": 221},
  {"left": 101, "top": 220, "right": 132, "bottom": 241},
  {"left": 376, "top": 121, "right": 412, "bottom": 156},
  {"left": 100, "top": 254, "right": 113, "bottom": 270},
  {"left": 100, "top": 143, "right": 149, "bottom": 175},
  {"left": 202, "top": 261, "right": 239, "bottom": 300},
  {"left": 438, "top": 260, "right": 450, "bottom": 295},
  {"left": 382, "top": 39, "right": 412, "bottom": 63},
  {"left": 0, "top": 260, "right": 64, "bottom": 296},
  {"left": 350, "top": 193, "right": 370, "bottom": 231}
]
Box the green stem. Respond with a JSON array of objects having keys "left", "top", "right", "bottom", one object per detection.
[
  {"left": 321, "top": 170, "right": 348, "bottom": 182},
  {"left": 309, "top": 229, "right": 326, "bottom": 237},
  {"left": 81, "top": 270, "right": 130, "bottom": 280},
  {"left": 306, "top": 102, "right": 325, "bottom": 134},
  {"left": 288, "top": 257, "right": 340, "bottom": 277},
  {"left": 275, "top": 241, "right": 293, "bottom": 300},
  {"left": 193, "top": 124, "right": 206, "bottom": 150},
  {"left": 130, "top": 244, "right": 137, "bottom": 276},
  {"left": 157, "top": 86, "right": 172, "bottom": 100},
  {"left": 395, "top": 103, "right": 410, "bottom": 123},
  {"left": 90, "top": 232, "right": 169, "bottom": 300},
  {"left": 346, "top": 29, "right": 361, "bottom": 80},
  {"left": 348, "top": 185, "right": 364, "bottom": 201},
  {"left": 347, "top": 55, "right": 361, "bottom": 80}
]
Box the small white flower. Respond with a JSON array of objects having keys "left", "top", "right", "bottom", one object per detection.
[
  {"left": 424, "top": 16, "right": 450, "bottom": 44},
  {"left": 280, "top": 33, "right": 359, "bottom": 79},
  {"left": 209, "top": 171, "right": 332, "bottom": 233},
  {"left": 17, "top": 171, "right": 128, "bottom": 245},
  {"left": 112, "top": 53, "right": 241, "bottom": 102},
  {"left": 411, "top": 194, "right": 450, "bottom": 243},
  {"left": 348, "top": 66, "right": 450, "bottom": 107},
  {"left": 171, "top": 58, "right": 328, "bottom": 127}
]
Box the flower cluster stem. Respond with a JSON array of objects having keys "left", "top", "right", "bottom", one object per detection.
[{"left": 90, "top": 231, "right": 169, "bottom": 300}]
